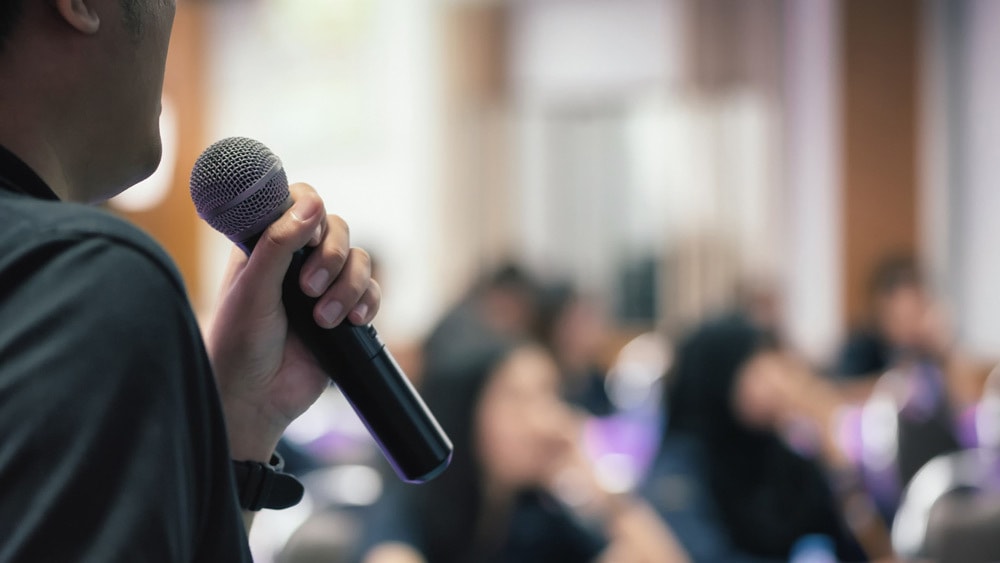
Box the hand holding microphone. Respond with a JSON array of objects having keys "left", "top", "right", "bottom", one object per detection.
[{"left": 192, "top": 137, "right": 452, "bottom": 483}]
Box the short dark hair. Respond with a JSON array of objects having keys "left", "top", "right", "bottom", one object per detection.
[
  {"left": 0, "top": 0, "right": 27, "bottom": 51},
  {"left": 0, "top": 0, "right": 143, "bottom": 51},
  {"left": 120, "top": 0, "right": 146, "bottom": 38},
  {"left": 870, "top": 254, "right": 922, "bottom": 298}
]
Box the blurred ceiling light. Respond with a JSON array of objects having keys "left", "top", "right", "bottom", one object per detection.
[{"left": 110, "top": 97, "right": 178, "bottom": 212}]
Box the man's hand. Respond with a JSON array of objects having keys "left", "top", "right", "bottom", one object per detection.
[{"left": 205, "top": 183, "right": 381, "bottom": 462}]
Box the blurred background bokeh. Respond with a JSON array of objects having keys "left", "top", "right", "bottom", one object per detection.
[{"left": 108, "top": 0, "right": 1000, "bottom": 561}]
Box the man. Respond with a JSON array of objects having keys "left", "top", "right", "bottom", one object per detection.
[
  {"left": 0, "top": 0, "right": 380, "bottom": 560},
  {"left": 834, "top": 255, "right": 939, "bottom": 380}
]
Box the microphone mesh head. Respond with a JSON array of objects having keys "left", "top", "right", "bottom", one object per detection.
[{"left": 189, "top": 137, "right": 290, "bottom": 244}]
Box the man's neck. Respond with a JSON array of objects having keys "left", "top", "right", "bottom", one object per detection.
[
  {"left": 0, "top": 39, "right": 94, "bottom": 202},
  {"left": 0, "top": 137, "right": 76, "bottom": 201}
]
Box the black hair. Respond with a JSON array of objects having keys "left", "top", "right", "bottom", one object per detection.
[
  {"left": 662, "top": 313, "right": 859, "bottom": 559},
  {"left": 120, "top": 0, "right": 148, "bottom": 38},
  {"left": 465, "top": 262, "right": 540, "bottom": 311},
  {"left": 0, "top": 0, "right": 26, "bottom": 51},
  {"left": 531, "top": 281, "right": 577, "bottom": 352},
  {"left": 0, "top": 0, "right": 144, "bottom": 51}
]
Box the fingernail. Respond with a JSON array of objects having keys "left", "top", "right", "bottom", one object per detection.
[
  {"left": 290, "top": 197, "right": 321, "bottom": 222},
  {"left": 351, "top": 303, "right": 369, "bottom": 323},
  {"left": 305, "top": 269, "right": 329, "bottom": 295},
  {"left": 318, "top": 301, "right": 344, "bottom": 327},
  {"left": 310, "top": 224, "right": 323, "bottom": 246}
]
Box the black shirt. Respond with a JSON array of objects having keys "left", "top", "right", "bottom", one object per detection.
[
  {"left": 833, "top": 328, "right": 893, "bottom": 379},
  {"left": 0, "top": 146, "right": 251, "bottom": 562}
]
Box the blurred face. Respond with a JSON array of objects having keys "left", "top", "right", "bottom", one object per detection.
[
  {"left": 877, "top": 284, "right": 928, "bottom": 349},
  {"left": 475, "top": 347, "right": 574, "bottom": 489},
  {"left": 732, "top": 351, "right": 786, "bottom": 430}
]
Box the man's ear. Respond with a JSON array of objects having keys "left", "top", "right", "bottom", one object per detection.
[{"left": 54, "top": 0, "right": 100, "bottom": 34}]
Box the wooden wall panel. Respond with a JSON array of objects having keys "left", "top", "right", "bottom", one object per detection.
[{"left": 841, "top": 0, "right": 921, "bottom": 325}]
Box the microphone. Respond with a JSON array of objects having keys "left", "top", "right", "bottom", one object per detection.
[{"left": 190, "top": 137, "right": 452, "bottom": 483}]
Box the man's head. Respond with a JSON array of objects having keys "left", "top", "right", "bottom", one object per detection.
[
  {"left": 0, "top": 0, "right": 176, "bottom": 202},
  {"left": 869, "top": 254, "right": 928, "bottom": 348}
]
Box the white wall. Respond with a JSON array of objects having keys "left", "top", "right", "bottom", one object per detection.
[
  {"left": 926, "top": 0, "right": 1000, "bottom": 358},
  {"left": 201, "top": 0, "right": 443, "bottom": 341},
  {"left": 780, "top": 0, "right": 843, "bottom": 361},
  {"left": 509, "top": 0, "right": 681, "bottom": 106}
]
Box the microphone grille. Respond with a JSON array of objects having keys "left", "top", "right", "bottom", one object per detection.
[{"left": 189, "top": 137, "right": 290, "bottom": 244}]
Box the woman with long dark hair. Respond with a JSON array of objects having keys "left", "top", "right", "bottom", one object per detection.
[
  {"left": 359, "top": 335, "right": 687, "bottom": 563},
  {"left": 642, "top": 314, "right": 867, "bottom": 561}
]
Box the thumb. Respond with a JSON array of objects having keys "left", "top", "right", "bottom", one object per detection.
[{"left": 237, "top": 191, "right": 325, "bottom": 312}]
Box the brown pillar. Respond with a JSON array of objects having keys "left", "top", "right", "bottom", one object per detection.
[
  {"left": 840, "top": 0, "right": 921, "bottom": 326},
  {"left": 439, "top": 3, "right": 511, "bottom": 297}
]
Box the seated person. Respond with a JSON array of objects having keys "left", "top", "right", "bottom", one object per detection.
[
  {"left": 358, "top": 335, "right": 686, "bottom": 563},
  {"left": 643, "top": 314, "right": 870, "bottom": 562},
  {"left": 831, "top": 255, "right": 977, "bottom": 406},
  {"left": 533, "top": 282, "right": 615, "bottom": 417}
]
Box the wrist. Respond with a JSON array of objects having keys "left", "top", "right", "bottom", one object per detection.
[
  {"left": 232, "top": 452, "right": 305, "bottom": 511},
  {"left": 223, "top": 398, "right": 288, "bottom": 462}
]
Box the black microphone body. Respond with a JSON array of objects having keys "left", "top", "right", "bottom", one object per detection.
[
  {"left": 191, "top": 137, "right": 452, "bottom": 483},
  {"left": 280, "top": 248, "right": 451, "bottom": 482}
]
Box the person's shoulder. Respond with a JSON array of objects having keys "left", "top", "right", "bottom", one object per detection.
[
  {"left": 834, "top": 327, "right": 889, "bottom": 377},
  {"left": 0, "top": 194, "right": 185, "bottom": 295},
  {"left": 0, "top": 197, "right": 208, "bottom": 397},
  {"left": 843, "top": 327, "right": 882, "bottom": 347}
]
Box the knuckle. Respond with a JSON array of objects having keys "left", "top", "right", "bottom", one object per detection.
[
  {"left": 346, "top": 277, "right": 371, "bottom": 300},
  {"left": 328, "top": 246, "right": 349, "bottom": 268},
  {"left": 261, "top": 229, "right": 288, "bottom": 250},
  {"left": 329, "top": 214, "right": 349, "bottom": 238},
  {"left": 304, "top": 192, "right": 324, "bottom": 214},
  {"left": 352, "top": 247, "right": 371, "bottom": 268}
]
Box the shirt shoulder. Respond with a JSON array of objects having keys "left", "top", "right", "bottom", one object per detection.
[
  {"left": 0, "top": 193, "right": 199, "bottom": 386},
  {"left": 0, "top": 195, "right": 251, "bottom": 561},
  {"left": 0, "top": 191, "right": 186, "bottom": 297}
]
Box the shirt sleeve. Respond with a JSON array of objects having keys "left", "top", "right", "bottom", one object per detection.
[{"left": 0, "top": 235, "right": 247, "bottom": 562}]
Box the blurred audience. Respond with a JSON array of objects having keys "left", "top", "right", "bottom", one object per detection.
[
  {"left": 357, "top": 334, "right": 687, "bottom": 563},
  {"left": 835, "top": 256, "right": 924, "bottom": 378},
  {"left": 272, "top": 255, "right": 1000, "bottom": 562},
  {"left": 642, "top": 313, "right": 873, "bottom": 562},
  {"left": 884, "top": 365, "right": 1000, "bottom": 561},
  {"left": 827, "top": 255, "right": 984, "bottom": 519},
  {"left": 834, "top": 255, "right": 951, "bottom": 384},
  {"left": 533, "top": 282, "right": 616, "bottom": 417}
]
